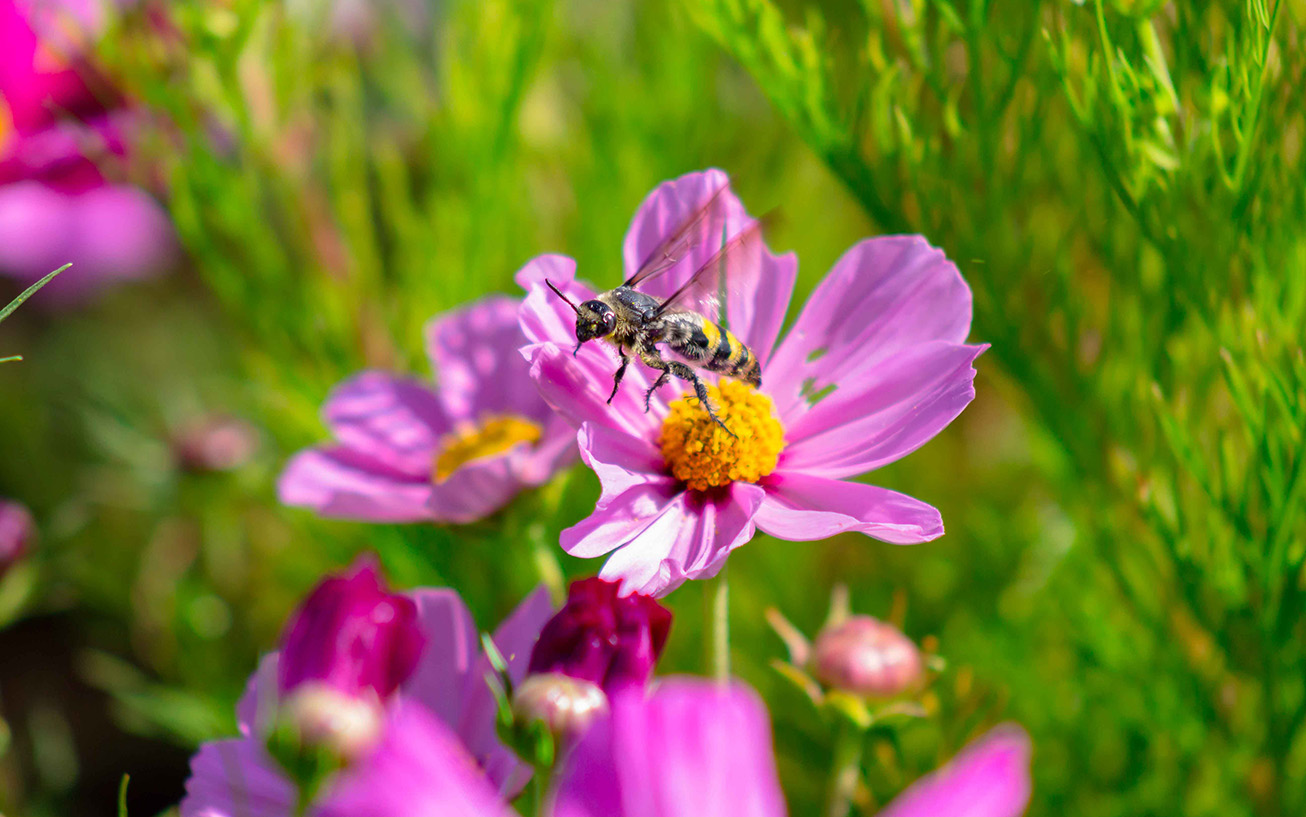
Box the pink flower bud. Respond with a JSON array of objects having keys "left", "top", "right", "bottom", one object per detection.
[
  {"left": 277, "top": 556, "right": 425, "bottom": 702},
  {"left": 280, "top": 682, "right": 385, "bottom": 759},
  {"left": 0, "top": 500, "right": 34, "bottom": 578},
  {"left": 811, "top": 615, "right": 923, "bottom": 698},
  {"left": 512, "top": 672, "right": 609, "bottom": 741},
  {"left": 174, "top": 415, "right": 260, "bottom": 472}
]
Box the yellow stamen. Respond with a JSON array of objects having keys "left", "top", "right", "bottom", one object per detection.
[
  {"left": 658, "top": 380, "right": 784, "bottom": 492},
  {"left": 433, "top": 414, "right": 542, "bottom": 483}
]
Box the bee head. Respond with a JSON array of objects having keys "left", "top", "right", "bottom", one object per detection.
[{"left": 576, "top": 300, "right": 616, "bottom": 342}]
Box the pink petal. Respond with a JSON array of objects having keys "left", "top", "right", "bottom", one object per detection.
[
  {"left": 277, "top": 446, "right": 435, "bottom": 523},
  {"left": 317, "top": 702, "right": 515, "bottom": 817},
  {"left": 878, "top": 725, "right": 1032, "bottom": 817},
  {"left": 552, "top": 679, "right": 786, "bottom": 817},
  {"left": 561, "top": 479, "right": 681, "bottom": 560},
  {"left": 426, "top": 452, "right": 526, "bottom": 524},
  {"left": 620, "top": 169, "right": 796, "bottom": 361},
  {"left": 516, "top": 254, "right": 588, "bottom": 346},
  {"left": 598, "top": 482, "right": 765, "bottom": 597},
  {"left": 234, "top": 654, "right": 279, "bottom": 738},
  {"left": 404, "top": 589, "right": 479, "bottom": 729},
  {"left": 579, "top": 421, "right": 666, "bottom": 497},
  {"left": 460, "top": 586, "right": 554, "bottom": 796},
  {"left": 426, "top": 294, "right": 546, "bottom": 421},
  {"left": 515, "top": 414, "right": 580, "bottom": 484},
  {"left": 755, "top": 472, "right": 942, "bottom": 544},
  {"left": 179, "top": 738, "right": 293, "bottom": 817},
  {"left": 523, "top": 343, "right": 661, "bottom": 439},
  {"left": 781, "top": 342, "right": 986, "bottom": 478},
  {"left": 322, "top": 371, "right": 450, "bottom": 478},
  {"left": 767, "top": 236, "right": 974, "bottom": 418}
]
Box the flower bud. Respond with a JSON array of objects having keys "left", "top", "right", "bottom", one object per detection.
[
  {"left": 0, "top": 500, "right": 34, "bottom": 579},
  {"left": 512, "top": 672, "right": 609, "bottom": 742},
  {"left": 174, "top": 415, "right": 260, "bottom": 472},
  {"left": 280, "top": 682, "right": 385, "bottom": 760},
  {"left": 811, "top": 615, "right": 923, "bottom": 698},
  {"left": 527, "top": 577, "right": 671, "bottom": 694},
  {"left": 277, "top": 556, "right": 425, "bottom": 702}
]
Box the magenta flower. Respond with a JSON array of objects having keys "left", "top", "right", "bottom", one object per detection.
[
  {"left": 0, "top": 0, "right": 177, "bottom": 300},
  {"left": 180, "top": 575, "right": 553, "bottom": 817},
  {"left": 552, "top": 677, "right": 1031, "bottom": 817},
  {"left": 528, "top": 577, "right": 672, "bottom": 694},
  {"left": 276, "top": 557, "right": 424, "bottom": 701},
  {"left": 0, "top": 498, "right": 34, "bottom": 578},
  {"left": 518, "top": 169, "right": 986, "bottom": 595},
  {"left": 279, "top": 295, "right": 576, "bottom": 524},
  {"left": 317, "top": 701, "right": 516, "bottom": 817}
]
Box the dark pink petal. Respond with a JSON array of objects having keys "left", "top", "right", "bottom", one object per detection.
[
  {"left": 767, "top": 236, "right": 974, "bottom": 418},
  {"left": 322, "top": 371, "right": 450, "bottom": 478},
  {"left": 781, "top": 342, "right": 986, "bottom": 478},
  {"left": 598, "top": 482, "right": 765, "bottom": 597},
  {"left": 755, "top": 472, "right": 942, "bottom": 544},
  {"left": 277, "top": 446, "right": 435, "bottom": 523},
  {"left": 620, "top": 169, "right": 796, "bottom": 361},
  {"left": 877, "top": 725, "right": 1032, "bottom": 817},
  {"left": 552, "top": 679, "right": 786, "bottom": 817},
  {"left": 317, "top": 702, "right": 515, "bottom": 817},
  {"left": 426, "top": 294, "right": 546, "bottom": 420},
  {"left": 179, "top": 738, "right": 293, "bottom": 817}
]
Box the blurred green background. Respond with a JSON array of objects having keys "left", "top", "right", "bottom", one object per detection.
[{"left": 2, "top": 0, "right": 1304, "bottom": 815}]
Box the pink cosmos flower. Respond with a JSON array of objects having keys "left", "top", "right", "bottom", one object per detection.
[
  {"left": 0, "top": 0, "right": 177, "bottom": 300},
  {"left": 518, "top": 169, "right": 986, "bottom": 595},
  {"left": 180, "top": 575, "right": 553, "bottom": 817},
  {"left": 279, "top": 295, "right": 576, "bottom": 524},
  {"left": 551, "top": 677, "right": 1031, "bottom": 817}
]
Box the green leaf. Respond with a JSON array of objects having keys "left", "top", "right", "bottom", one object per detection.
[{"left": 0, "top": 264, "right": 69, "bottom": 324}]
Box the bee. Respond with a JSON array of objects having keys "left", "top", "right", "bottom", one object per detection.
[{"left": 545, "top": 184, "right": 766, "bottom": 436}]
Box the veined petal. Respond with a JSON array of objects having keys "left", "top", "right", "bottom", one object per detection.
[
  {"left": 277, "top": 447, "right": 435, "bottom": 522},
  {"left": 598, "top": 483, "right": 764, "bottom": 597},
  {"left": 781, "top": 342, "right": 985, "bottom": 478},
  {"left": 579, "top": 421, "right": 667, "bottom": 498},
  {"left": 322, "top": 371, "right": 450, "bottom": 477},
  {"left": 768, "top": 236, "right": 974, "bottom": 418},
  {"left": 551, "top": 679, "right": 786, "bottom": 817},
  {"left": 427, "top": 294, "right": 543, "bottom": 420},
  {"left": 877, "top": 725, "right": 1032, "bottom": 817},
  {"left": 755, "top": 472, "right": 942, "bottom": 544},
  {"left": 179, "top": 738, "right": 293, "bottom": 817},
  {"left": 523, "top": 343, "right": 661, "bottom": 438},
  {"left": 516, "top": 254, "right": 590, "bottom": 347},
  {"left": 560, "top": 479, "right": 681, "bottom": 560},
  {"left": 426, "top": 452, "right": 525, "bottom": 524},
  {"left": 620, "top": 169, "right": 795, "bottom": 362}
]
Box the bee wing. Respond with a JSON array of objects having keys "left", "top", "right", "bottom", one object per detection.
[
  {"left": 652, "top": 216, "right": 771, "bottom": 328},
  {"left": 623, "top": 183, "right": 732, "bottom": 290}
]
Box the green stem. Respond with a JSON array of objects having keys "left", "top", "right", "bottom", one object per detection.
[
  {"left": 709, "top": 566, "right": 730, "bottom": 682},
  {"left": 826, "top": 720, "right": 864, "bottom": 817}
]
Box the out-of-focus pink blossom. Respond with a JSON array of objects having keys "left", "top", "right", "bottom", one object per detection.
[
  {"left": 811, "top": 615, "right": 923, "bottom": 698},
  {"left": 0, "top": 498, "right": 34, "bottom": 578}
]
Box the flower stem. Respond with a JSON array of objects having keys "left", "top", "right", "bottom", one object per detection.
[
  {"left": 826, "top": 720, "right": 864, "bottom": 817},
  {"left": 709, "top": 565, "right": 730, "bottom": 682}
]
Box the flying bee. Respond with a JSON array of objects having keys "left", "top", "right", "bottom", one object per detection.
[{"left": 545, "top": 184, "right": 767, "bottom": 436}]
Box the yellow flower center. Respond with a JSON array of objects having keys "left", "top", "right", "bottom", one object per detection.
[
  {"left": 658, "top": 380, "right": 785, "bottom": 492},
  {"left": 433, "top": 414, "right": 542, "bottom": 483}
]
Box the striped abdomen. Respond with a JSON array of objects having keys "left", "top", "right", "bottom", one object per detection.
[{"left": 667, "top": 314, "right": 761, "bottom": 387}]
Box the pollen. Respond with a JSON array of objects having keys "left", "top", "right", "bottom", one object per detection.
[
  {"left": 658, "top": 379, "right": 784, "bottom": 492},
  {"left": 433, "top": 414, "right": 542, "bottom": 483}
]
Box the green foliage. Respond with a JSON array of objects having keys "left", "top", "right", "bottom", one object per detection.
[{"left": 691, "top": 0, "right": 1306, "bottom": 813}]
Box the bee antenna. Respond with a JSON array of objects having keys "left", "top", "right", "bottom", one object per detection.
[{"left": 545, "top": 280, "right": 580, "bottom": 314}]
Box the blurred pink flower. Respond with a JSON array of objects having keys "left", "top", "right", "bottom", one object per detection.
[
  {"left": 317, "top": 701, "right": 517, "bottom": 817},
  {"left": 180, "top": 574, "right": 553, "bottom": 817},
  {"left": 279, "top": 296, "right": 576, "bottom": 524},
  {"left": 0, "top": 0, "right": 176, "bottom": 300},
  {"left": 0, "top": 498, "right": 34, "bottom": 578},
  {"left": 518, "top": 169, "right": 986, "bottom": 596},
  {"left": 552, "top": 678, "right": 1031, "bottom": 817}
]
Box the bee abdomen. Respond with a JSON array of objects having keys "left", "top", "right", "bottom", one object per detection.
[{"left": 706, "top": 324, "right": 760, "bottom": 385}]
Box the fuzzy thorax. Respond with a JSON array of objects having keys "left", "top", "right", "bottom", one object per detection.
[
  {"left": 658, "top": 380, "right": 784, "bottom": 492},
  {"left": 433, "top": 414, "right": 542, "bottom": 482}
]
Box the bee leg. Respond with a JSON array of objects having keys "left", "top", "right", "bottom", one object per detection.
[
  {"left": 644, "top": 370, "right": 671, "bottom": 412},
  {"left": 640, "top": 352, "right": 735, "bottom": 438},
  {"left": 607, "top": 350, "right": 630, "bottom": 405}
]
